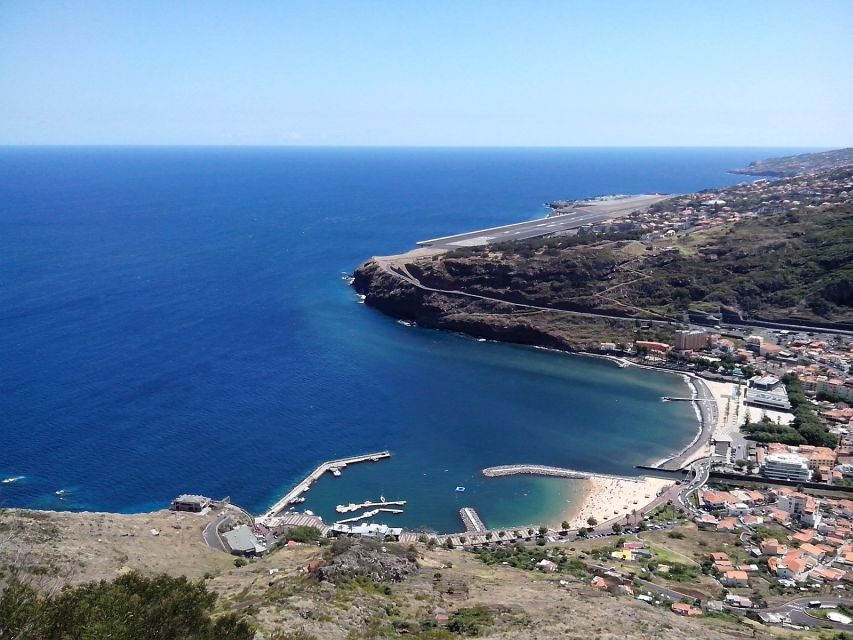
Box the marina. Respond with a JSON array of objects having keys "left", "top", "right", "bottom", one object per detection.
[{"left": 257, "top": 451, "right": 391, "bottom": 526}]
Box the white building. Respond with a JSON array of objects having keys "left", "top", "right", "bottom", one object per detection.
[
  {"left": 745, "top": 376, "right": 792, "bottom": 411},
  {"left": 762, "top": 453, "right": 811, "bottom": 482}
]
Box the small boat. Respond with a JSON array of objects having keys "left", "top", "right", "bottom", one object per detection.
[
  {"left": 55, "top": 489, "right": 68, "bottom": 496},
  {"left": 2, "top": 476, "right": 24, "bottom": 484},
  {"left": 305, "top": 510, "right": 315, "bottom": 516},
  {"left": 455, "top": 486, "right": 466, "bottom": 492}
]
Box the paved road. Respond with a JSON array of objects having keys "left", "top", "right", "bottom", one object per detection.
[
  {"left": 202, "top": 512, "right": 230, "bottom": 553},
  {"left": 383, "top": 262, "right": 680, "bottom": 325},
  {"left": 417, "top": 195, "right": 668, "bottom": 249},
  {"left": 676, "top": 459, "right": 710, "bottom": 512},
  {"left": 761, "top": 596, "right": 853, "bottom": 630}
]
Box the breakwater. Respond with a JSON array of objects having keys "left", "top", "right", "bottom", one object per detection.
[{"left": 482, "top": 464, "right": 642, "bottom": 482}]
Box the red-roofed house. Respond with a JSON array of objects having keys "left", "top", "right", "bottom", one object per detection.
[
  {"left": 722, "top": 570, "right": 749, "bottom": 587},
  {"left": 716, "top": 518, "right": 738, "bottom": 532},
  {"left": 671, "top": 603, "right": 702, "bottom": 616}
]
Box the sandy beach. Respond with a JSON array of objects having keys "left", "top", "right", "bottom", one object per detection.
[{"left": 556, "top": 475, "right": 674, "bottom": 530}]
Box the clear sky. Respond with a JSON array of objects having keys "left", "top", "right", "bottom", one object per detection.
[{"left": 1, "top": 1, "right": 851, "bottom": 146}]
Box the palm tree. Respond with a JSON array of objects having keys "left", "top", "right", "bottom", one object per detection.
[{"left": 561, "top": 520, "right": 570, "bottom": 531}]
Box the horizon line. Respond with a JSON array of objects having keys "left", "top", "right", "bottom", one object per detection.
[{"left": 0, "top": 143, "right": 835, "bottom": 150}]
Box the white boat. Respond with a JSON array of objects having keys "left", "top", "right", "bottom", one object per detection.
[{"left": 2, "top": 476, "right": 24, "bottom": 484}]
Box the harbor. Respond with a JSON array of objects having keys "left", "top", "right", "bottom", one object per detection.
[{"left": 257, "top": 451, "right": 391, "bottom": 526}]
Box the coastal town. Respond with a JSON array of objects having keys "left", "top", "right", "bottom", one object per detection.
[
  {"left": 4, "top": 154, "right": 853, "bottom": 639},
  {"left": 3, "top": 156, "right": 853, "bottom": 638},
  {"left": 142, "top": 160, "right": 853, "bottom": 635}
]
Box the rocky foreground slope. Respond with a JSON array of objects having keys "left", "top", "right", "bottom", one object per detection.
[{"left": 0, "top": 508, "right": 753, "bottom": 639}]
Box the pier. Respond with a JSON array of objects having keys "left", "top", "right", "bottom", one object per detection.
[
  {"left": 662, "top": 396, "right": 716, "bottom": 402},
  {"left": 258, "top": 451, "right": 391, "bottom": 525},
  {"left": 482, "top": 464, "right": 642, "bottom": 483},
  {"left": 336, "top": 499, "right": 406, "bottom": 513},
  {"left": 335, "top": 509, "right": 381, "bottom": 524},
  {"left": 459, "top": 507, "right": 487, "bottom": 533}
]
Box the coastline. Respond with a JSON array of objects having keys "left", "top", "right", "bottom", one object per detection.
[
  {"left": 522, "top": 347, "right": 715, "bottom": 470},
  {"left": 553, "top": 475, "right": 674, "bottom": 531}
]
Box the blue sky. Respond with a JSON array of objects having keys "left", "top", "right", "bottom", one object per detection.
[{"left": 1, "top": 1, "right": 851, "bottom": 146}]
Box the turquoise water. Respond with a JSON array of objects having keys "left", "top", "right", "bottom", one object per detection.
[
  {"left": 298, "top": 338, "right": 696, "bottom": 532},
  {"left": 0, "top": 147, "right": 794, "bottom": 531}
]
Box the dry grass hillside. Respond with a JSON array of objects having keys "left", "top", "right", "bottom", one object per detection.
[{"left": 0, "top": 507, "right": 829, "bottom": 640}]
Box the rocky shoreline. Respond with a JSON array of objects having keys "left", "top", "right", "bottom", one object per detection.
[{"left": 352, "top": 257, "right": 648, "bottom": 353}]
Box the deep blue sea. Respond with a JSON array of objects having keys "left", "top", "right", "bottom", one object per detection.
[{"left": 0, "top": 147, "right": 806, "bottom": 532}]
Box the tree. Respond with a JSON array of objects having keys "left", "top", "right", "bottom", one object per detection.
[
  {"left": 538, "top": 526, "right": 548, "bottom": 537},
  {"left": 587, "top": 516, "right": 598, "bottom": 527},
  {"left": 561, "top": 521, "right": 570, "bottom": 531},
  {"left": 0, "top": 572, "right": 253, "bottom": 640},
  {"left": 286, "top": 526, "right": 322, "bottom": 543},
  {"left": 611, "top": 523, "right": 623, "bottom": 534},
  {"left": 485, "top": 532, "right": 493, "bottom": 541}
]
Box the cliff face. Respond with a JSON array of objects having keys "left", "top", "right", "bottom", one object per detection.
[{"left": 352, "top": 258, "right": 648, "bottom": 352}]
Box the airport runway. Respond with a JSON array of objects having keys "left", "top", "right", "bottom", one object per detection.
[{"left": 417, "top": 194, "right": 668, "bottom": 249}]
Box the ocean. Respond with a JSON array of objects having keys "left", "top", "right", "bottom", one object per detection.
[{"left": 0, "top": 147, "right": 803, "bottom": 532}]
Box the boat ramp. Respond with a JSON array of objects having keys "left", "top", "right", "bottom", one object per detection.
[{"left": 459, "top": 507, "right": 487, "bottom": 533}]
